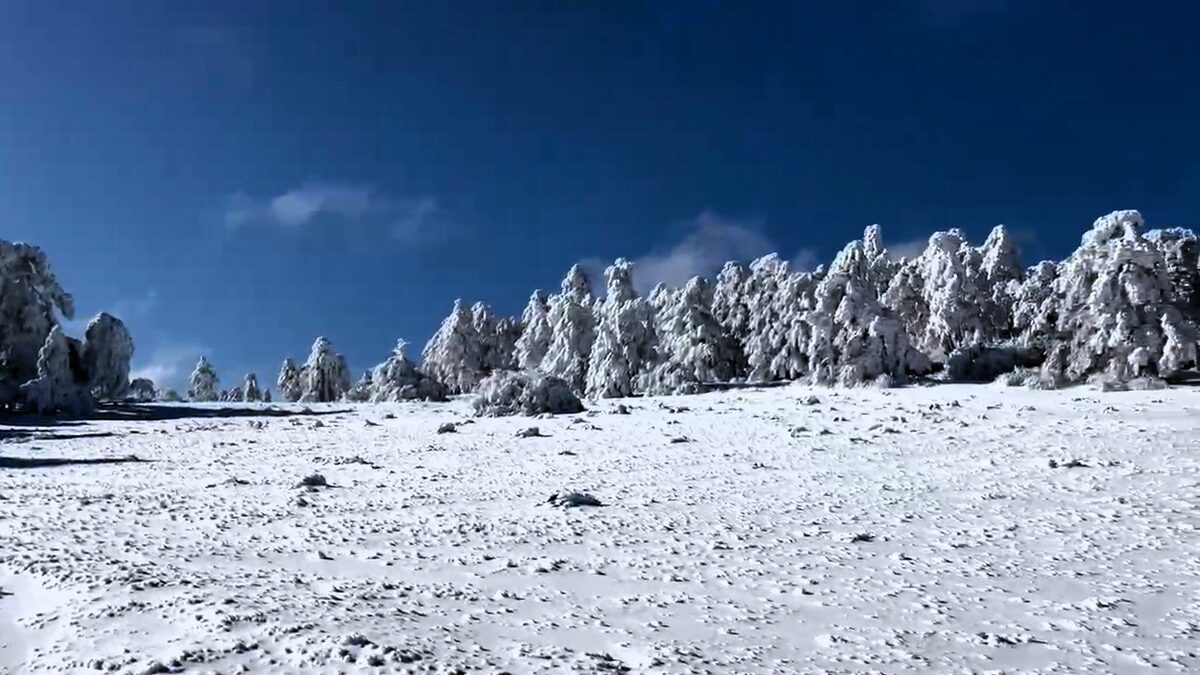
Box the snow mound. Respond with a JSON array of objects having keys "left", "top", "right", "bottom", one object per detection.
[{"left": 472, "top": 370, "right": 585, "bottom": 417}]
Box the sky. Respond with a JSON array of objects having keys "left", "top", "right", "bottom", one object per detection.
[{"left": 2, "top": 1, "right": 1199, "bottom": 391}]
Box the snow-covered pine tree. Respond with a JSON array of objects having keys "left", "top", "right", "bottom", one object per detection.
[
  {"left": 493, "top": 316, "right": 522, "bottom": 371},
  {"left": 742, "top": 254, "right": 790, "bottom": 382},
  {"left": 643, "top": 276, "right": 740, "bottom": 394},
  {"left": 1146, "top": 228, "right": 1200, "bottom": 321},
  {"left": 422, "top": 299, "right": 485, "bottom": 394},
  {"left": 1011, "top": 260, "right": 1060, "bottom": 350},
  {"left": 262, "top": 389, "right": 272, "bottom": 403},
  {"left": 911, "top": 230, "right": 987, "bottom": 361},
  {"left": 243, "top": 373, "right": 262, "bottom": 402},
  {"left": 19, "top": 325, "right": 94, "bottom": 415},
  {"left": 711, "top": 261, "right": 752, "bottom": 378},
  {"left": 806, "top": 239, "right": 929, "bottom": 386},
  {"left": 541, "top": 265, "right": 597, "bottom": 393},
  {"left": 766, "top": 267, "right": 823, "bottom": 381},
  {"left": 82, "top": 312, "right": 134, "bottom": 400},
  {"left": 977, "top": 225, "right": 1024, "bottom": 342},
  {"left": 514, "top": 290, "right": 553, "bottom": 371},
  {"left": 299, "top": 336, "right": 351, "bottom": 402},
  {"left": 862, "top": 224, "right": 899, "bottom": 298},
  {"left": 370, "top": 339, "right": 448, "bottom": 401},
  {"left": 276, "top": 358, "right": 303, "bottom": 402},
  {"left": 0, "top": 240, "right": 75, "bottom": 391},
  {"left": 188, "top": 356, "right": 219, "bottom": 402},
  {"left": 344, "top": 370, "right": 374, "bottom": 402},
  {"left": 471, "top": 301, "right": 499, "bottom": 374},
  {"left": 1050, "top": 210, "right": 1198, "bottom": 383},
  {"left": 586, "top": 258, "right": 657, "bottom": 398}
]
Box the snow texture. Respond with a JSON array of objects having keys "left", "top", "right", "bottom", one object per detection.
[{"left": 3, "top": 385, "right": 1199, "bottom": 673}]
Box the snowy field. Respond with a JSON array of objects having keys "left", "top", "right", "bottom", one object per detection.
[{"left": 2, "top": 384, "right": 1199, "bottom": 674}]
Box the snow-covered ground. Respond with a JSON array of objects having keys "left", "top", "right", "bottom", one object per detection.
[{"left": 2, "top": 384, "right": 1199, "bottom": 674}]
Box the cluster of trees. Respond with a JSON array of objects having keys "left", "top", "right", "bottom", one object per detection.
[
  {"left": 415, "top": 209, "right": 1200, "bottom": 397},
  {"left": 70, "top": 207, "right": 1200, "bottom": 412},
  {"left": 0, "top": 240, "right": 135, "bottom": 414}
]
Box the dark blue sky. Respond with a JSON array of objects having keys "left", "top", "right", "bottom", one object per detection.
[{"left": 2, "top": 1, "right": 1198, "bottom": 389}]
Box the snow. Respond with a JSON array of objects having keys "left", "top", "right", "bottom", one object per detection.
[{"left": 3, "top": 384, "right": 1199, "bottom": 673}]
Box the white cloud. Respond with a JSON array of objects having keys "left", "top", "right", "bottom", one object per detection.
[
  {"left": 885, "top": 237, "right": 930, "bottom": 261},
  {"left": 628, "top": 211, "right": 776, "bottom": 293},
  {"left": 130, "top": 343, "right": 210, "bottom": 391},
  {"left": 223, "top": 182, "right": 441, "bottom": 240}
]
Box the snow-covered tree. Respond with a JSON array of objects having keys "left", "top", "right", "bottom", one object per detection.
[
  {"left": 643, "top": 276, "right": 740, "bottom": 394},
  {"left": 82, "top": 312, "right": 134, "bottom": 400},
  {"left": 299, "top": 336, "right": 351, "bottom": 402},
  {"left": 742, "top": 254, "right": 791, "bottom": 382},
  {"left": 514, "top": 290, "right": 553, "bottom": 370},
  {"left": 221, "top": 387, "right": 243, "bottom": 402},
  {"left": 422, "top": 299, "right": 485, "bottom": 394},
  {"left": 807, "top": 239, "right": 929, "bottom": 386},
  {"left": 765, "top": 267, "right": 823, "bottom": 381},
  {"left": 1011, "top": 261, "right": 1060, "bottom": 349},
  {"left": 1146, "top": 228, "right": 1200, "bottom": 321},
  {"left": 129, "top": 377, "right": 156, "bottom": 402},
  {"left": 243, "top": 373, "right": 262, "bottom": 402},
  {"left": 541, "top": 265, "right": 596, "bottom": 393},
  {"left": 862, "top": 224, "right": 899, "bottom": 298},
  {"left": 908, "top": 230, "right": 987, "bottom": 360},
  {"left": 188, "top": 357, "right": 219, "bottom": 402},
  {"left": 0, "top": 240, "right": 75, "bottom": 391},
  {"left": 471, "top": 301, "right": 499, "bottom": 373},
  {"left": 344, "top": 370, "right": 374, "bottom": 402},
  {"left": 277, "top": 358, "right": 303, "bottom": 402},
  {"left": 262, "top": 389, "right": 272, "bottom": 403},
  {"left": 711, "top": 261, "right": 752, "bottom": 360},
  {"left": 586, "top": 259, "right": 657, "bottom": 398},
  {"left": 20, "top": 326, "right": 94, "bottom": 415},
  {"left": 1048, "top": 210, "right": 1198, "bottom": 383},
  {"left": 370, "top": 339, "right": 447, "bottom": 402},
  {"left": 493, "top": 316, "right": 522, "bottom": 371},
  {"left": 977, "top": 225, "right": 1024, "bottom": 341}
]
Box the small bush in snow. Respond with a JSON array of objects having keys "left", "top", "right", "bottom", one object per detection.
[{"left": 472, "top": 370, "right": 584, "bottom": 417}]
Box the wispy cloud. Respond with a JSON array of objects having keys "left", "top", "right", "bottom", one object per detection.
[
  {"left": 885, "top": 237, "right": 929, "bottom": 261},
  {"left": 223, "top": 181, "right": 445, "bottom": 242},
  {"left": 130, "top": 343, "right": 210, "bottom": 390},
  {"left": 628, "top": 211, "right": 776, "bottom": 293}
]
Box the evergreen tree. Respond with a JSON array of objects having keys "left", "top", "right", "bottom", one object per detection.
[
  {"left": 422, "top": 299, "right": 485, "bottom": 394},
  {"left": 276, "top": 358, "right": 303, "bottom": 402},
  {"left": 586, "top": 259, "right": 656, "bottom": 398},
  {"left": 243, "top": 373, "right": 262, "bottom": 402},
  {"left": 643, "top": 276, "right": 739, "bottom": 394},
  {"left": 371, "top": 339, "right": 448, "bottom": 401},
  {"left": 541, "top": 265, "right": 596, "bottom": 393},
  {"left": 514, "top": 290, "right": 553, "bottom": 370},
  {"left": 300, "top": 336, "right": 351, "bottom": 402},
  {"left": 188, "top": 356, "right": 219, "bottom": 402}
]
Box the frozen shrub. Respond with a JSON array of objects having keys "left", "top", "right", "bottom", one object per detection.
[
  {"left": 129, "top": 377, "right": 156, "bottom": 402},
  {"left": 472, "top": 370, "right": 585, "bottom": 417}
]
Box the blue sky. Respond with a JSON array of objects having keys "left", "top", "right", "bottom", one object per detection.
[{"left": 2, "top": 1, "right": 1199, "bottom": 390}]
